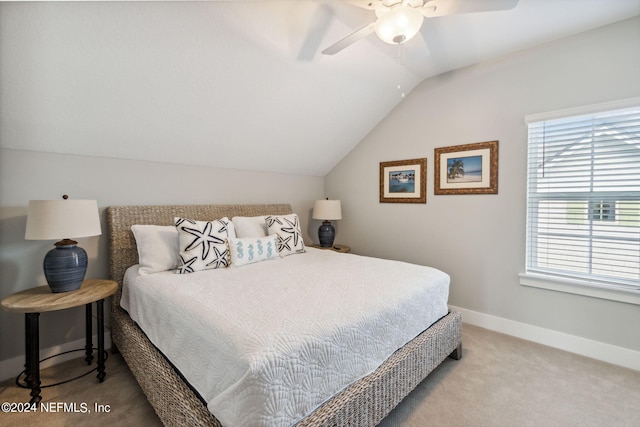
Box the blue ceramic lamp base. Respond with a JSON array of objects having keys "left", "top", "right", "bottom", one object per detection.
[
  {"left": 43, "top": 239, "right": 87, "bottom": 293},
  {"left": 318, "top": 221, "right": 335, "bottom": 248}
]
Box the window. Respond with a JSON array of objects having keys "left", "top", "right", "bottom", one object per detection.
[
  {"left": 590, "top": 200, "right": 616, "bottom": 222},
  {"left": 522, "top": 98, "right": 640, "bottom": 303}
]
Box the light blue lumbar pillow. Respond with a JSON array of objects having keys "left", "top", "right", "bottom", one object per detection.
[{"left": 228, "top": 235, "right": 280, "bottom": 267}]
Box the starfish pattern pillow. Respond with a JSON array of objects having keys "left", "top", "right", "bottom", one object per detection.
[
  {"left": 175, "top": 217, "right": 231, "bottom": 273},
  {"left": 265, "top": 214, "right": 306, "bottom": 257}
]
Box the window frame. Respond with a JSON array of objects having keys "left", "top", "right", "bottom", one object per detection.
[{"left": 521, "top": 97, "right": 640, "bottom": 305}]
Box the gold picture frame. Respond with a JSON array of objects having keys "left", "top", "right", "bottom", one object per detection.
[
  {"left": 380, "top": 158, "right": 427, "bottom": 203},
  {"left": 434, "top": 141, "right": 498, "bottom": 195}
]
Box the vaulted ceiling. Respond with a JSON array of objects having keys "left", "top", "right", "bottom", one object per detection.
[{"left": 1, "top": 0, "right": 638, "bottom": 176}]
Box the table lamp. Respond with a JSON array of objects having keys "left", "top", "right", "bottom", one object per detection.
[
  {"left": 312, "top": 199, "right": 342, "bottom": 248},
  {"left": 25, "top": 196, "right": 101, "bottom": 293}
]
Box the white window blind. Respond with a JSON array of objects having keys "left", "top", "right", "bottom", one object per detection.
[{"left": 525, "top": 101, "right": 640, "bottom": 293}]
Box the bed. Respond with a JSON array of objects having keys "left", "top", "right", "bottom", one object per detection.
[{"left": 107, "top": 203, "right": 462, "bottom": 426}]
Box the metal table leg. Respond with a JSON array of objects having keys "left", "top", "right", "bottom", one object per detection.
[
  {"left": 24, "top": 312, "right": 41, "bottom": 404},
  {"left": 96, "top": 298, "right": 106, "bottom": 382},
  {"left": 84, "top": 303, "right": 94, "bottom": 365}
]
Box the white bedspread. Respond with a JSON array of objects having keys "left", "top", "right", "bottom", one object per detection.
[{"left": 121, "top": 248, "right": 449, "bottom": 427}]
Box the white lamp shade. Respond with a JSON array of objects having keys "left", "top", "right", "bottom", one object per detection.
[
  {"left": 313, "top": 200, "right": 342, "bottom": 221},
  {"left": 25, "top": 199, "right": 102, "bottom": 240},
  {"left": 374, "top": 5, "right": 424, "bottom": 44}
]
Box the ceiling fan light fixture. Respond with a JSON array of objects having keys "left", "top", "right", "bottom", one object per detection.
[{"left": 374, "top": 5, "right": 424, "bottom": 44}]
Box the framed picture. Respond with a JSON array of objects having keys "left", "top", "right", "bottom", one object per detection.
[
  {"left": 380, "top": 158, "right": 427, "bottom": 203},
  {"left": 434, "top": 141, "right": 498, "bottom": 195}
]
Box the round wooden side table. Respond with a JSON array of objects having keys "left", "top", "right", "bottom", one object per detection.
[
  {"left": 1, "top": 279, "right": 118, "bottom": 404},
  {"left": 309, "top": 243, "right": 351, "bottom": 253}
]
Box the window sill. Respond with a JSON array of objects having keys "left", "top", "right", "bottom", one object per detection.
[{"left": 519, "top": 273, "right": 640, "bottom": 306}]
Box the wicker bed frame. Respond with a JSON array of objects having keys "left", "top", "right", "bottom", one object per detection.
[{"left": 107, "top": 203, "right": 462, "bottom": 426}]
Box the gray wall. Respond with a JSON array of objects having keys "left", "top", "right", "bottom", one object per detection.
[
  {"left": 0, "top": 148, "right": 324, "bottom": 363},
  {"left": 325, "top": 17, "right": 640, "bottom": 352}
]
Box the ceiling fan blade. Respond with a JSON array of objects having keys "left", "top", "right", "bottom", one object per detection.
[
  {"left": 321, "top": 22, "right": 376, "bottom": 55},
  {"left": 422, "top": 0, "right": 519, "bottom": 17}
]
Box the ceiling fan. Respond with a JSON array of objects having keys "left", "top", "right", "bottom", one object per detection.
[{"left": 321, "top": 0, "right": 520, "bottom": 55}]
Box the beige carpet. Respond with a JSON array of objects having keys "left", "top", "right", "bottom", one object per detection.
[{"left": 1, "top": 324, "right": 639, "bottom": 427}]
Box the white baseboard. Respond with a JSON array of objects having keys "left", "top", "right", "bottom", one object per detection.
[
  {"left": 0, "top": 334, "right": 112, "bottom": 382},
  {"left": 449, "top": 305, "right": 640, "bottom": 371}
]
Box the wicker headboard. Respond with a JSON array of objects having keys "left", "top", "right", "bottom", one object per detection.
[{"left": 106, "top": 204, "right": 293, "bottom": 304}]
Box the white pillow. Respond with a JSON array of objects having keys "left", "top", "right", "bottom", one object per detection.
[
  {"left": 175, "top": 217, "right": 231, "bottom": 273},
  {"left": 265, "top": 214, "right": 306, "bottom": 257},
  {"left": 228, "top": 235, "right": 279, "bottom": 267},
  {"left": 232, "top": 216, "right": 268, "bottom": 238},
  {"left": 226, "top": 220, "right": 237, "bottom": 239},
  {"left": 131, "top": 225, "right": 180, "bottom": 274}
]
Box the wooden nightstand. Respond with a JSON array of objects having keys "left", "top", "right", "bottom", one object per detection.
[
  {"left": 309, "top": 243, "right": 351, "bottom": 253},
  {"left": 1, "top": 279, "right": 118, "bottom": 403}
]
